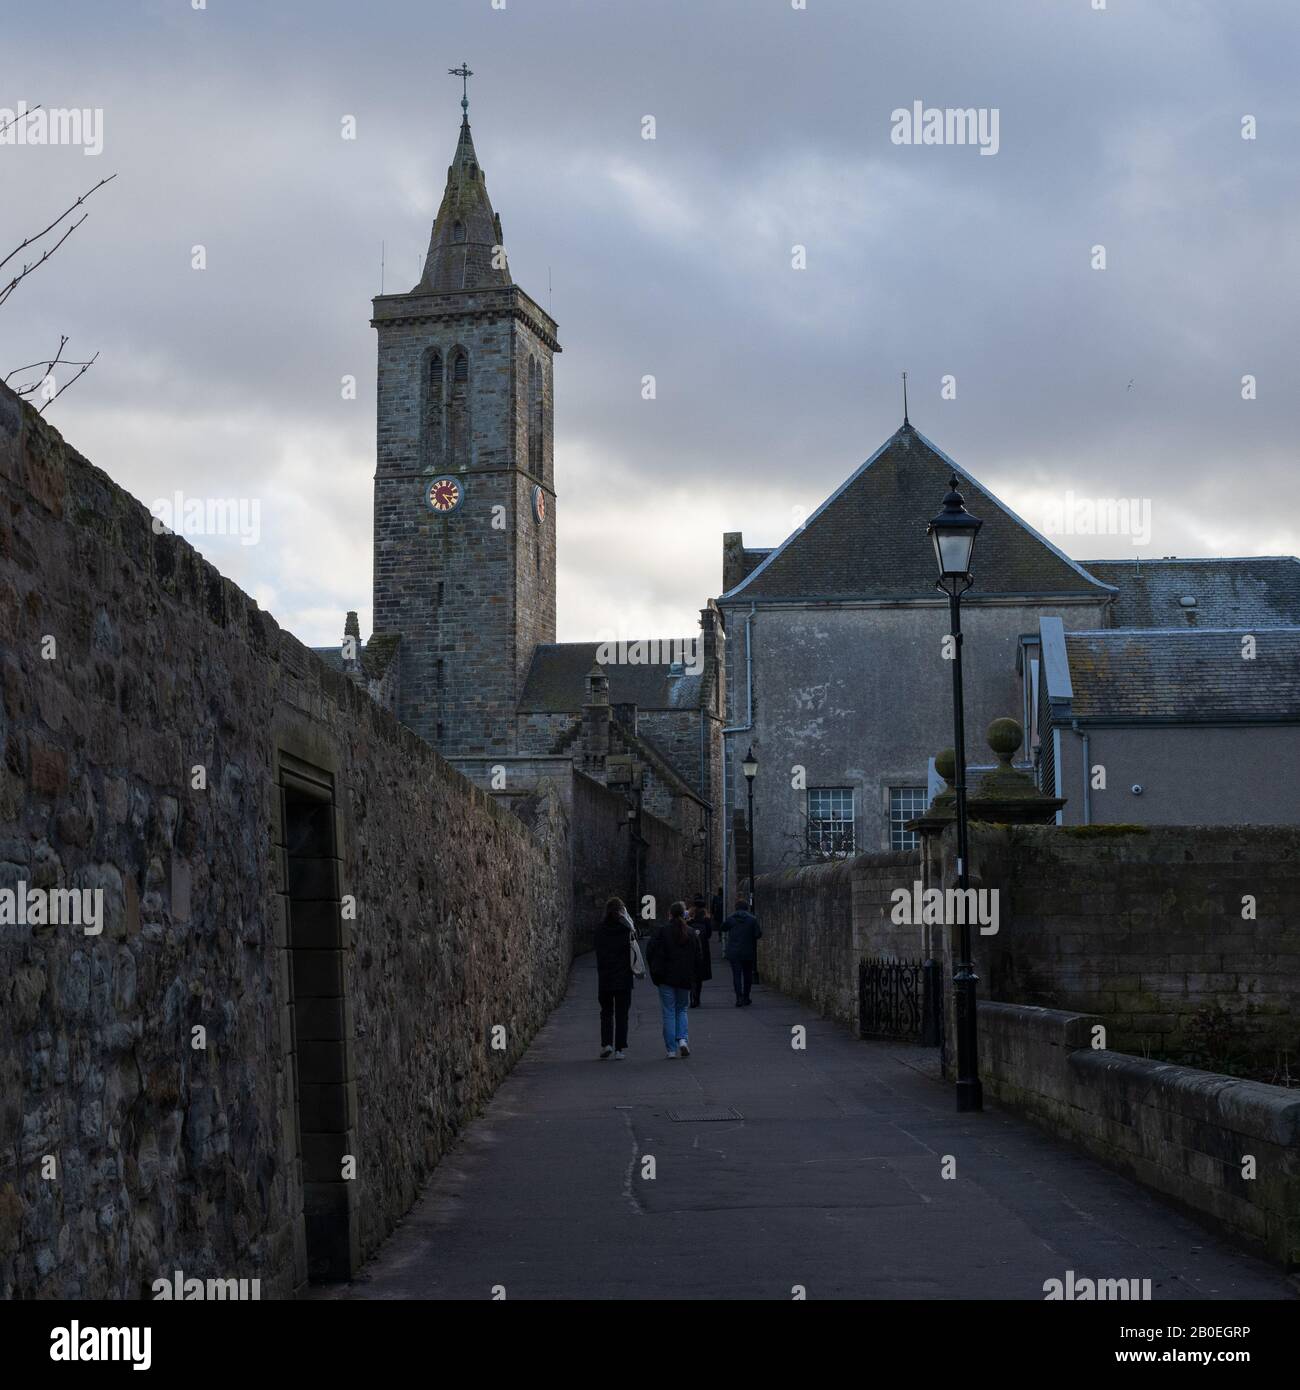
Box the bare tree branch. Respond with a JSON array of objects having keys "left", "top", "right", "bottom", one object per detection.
[
  {"left": 5, "top": 335, "right": 99, "bottom": 411},
  {"left": 0, "top": 174, "right": 117, "bottom": 307},
  {"left": 1, "top": 171, "right": 115, "bottom": 410},
  {"left": 0, "top": 104, "right": 41, "bottom": 138},
  {"left": 4, "top": 334, "right": 70, "bottom": 385},
  {"left": 36, "top": 351, "right": 98, "bottom": 411}
]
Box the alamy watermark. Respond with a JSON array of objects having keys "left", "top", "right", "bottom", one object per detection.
[
  {"left": 151, "top": 492, "right": 261, "bottom": 546},
  {"left": 151, "top": 1270, "right": 261, "bottom": 1300},
  {"left": 890, "top": 102, "right": 1000, "bottom": 156},
  {"left": 890, "top": 881, "right": 999, "bottom": 935},
  {"left": 594, "top": 636, "right": 704, "bottom": 676},
  {"left": 50, "top": 1323, "right": 150, "bottom": 1369},
  {"left": 1040, "top": 491, "right": 1152, "bottom": 546},
  {"left": 1, "top": 101, "right": 103, "bottom": 156},
  {"left": 1043, "top": 1270, "right": 1152, "bottom": 1300},
  {"left": 0, "top": 882, "right": 102, "bottom": 934}
]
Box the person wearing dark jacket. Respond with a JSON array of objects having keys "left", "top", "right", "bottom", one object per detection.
[
  {"left": 688, "top": 895, "right": 713, "bottom": 1008},
  {"left": 646, "top": 901, "right": 702, "bottom": 1058},
  {"left": 710, "top": 890, "right": 725, "bottom": 942},
  {"left": 722, "top": 900, "right": 762, "bottom": 1006},
  {"left": 594, "top": 896, "right": 637, "bottom": 1059}
]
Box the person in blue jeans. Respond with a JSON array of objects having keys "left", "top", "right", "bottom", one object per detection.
[{"left": 646, "top": 901, "right": 702, "bottom": 1058}]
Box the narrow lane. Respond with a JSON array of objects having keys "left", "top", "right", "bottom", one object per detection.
[{"left": 321, "top": 955, "right": 1294, "bottom": 1301}]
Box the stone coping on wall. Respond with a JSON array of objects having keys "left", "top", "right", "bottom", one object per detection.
[{"left": 979, "top": 1000, "right": 1300, "bottom": 1268}]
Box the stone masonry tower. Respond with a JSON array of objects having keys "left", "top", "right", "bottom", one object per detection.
[{"left": 371, "top": 87, "right": 559, "bottom": 757}]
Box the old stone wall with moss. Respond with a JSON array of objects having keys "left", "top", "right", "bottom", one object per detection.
[
  {"left": 0, "top": 383, "right": 572, "bottom": 1298},
  {"left": 965, "top": 822, "right": 1300, "bottom": 1069}
]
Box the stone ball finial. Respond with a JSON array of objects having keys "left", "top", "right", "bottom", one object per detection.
[
  {"left": 987, "top": 717, "right": 1023, "bottom": 765},
  {"left": 934, "top": 747, "right": 956, "bottom": 784}
]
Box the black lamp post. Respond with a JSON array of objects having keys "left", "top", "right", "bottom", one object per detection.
[
  {"left": 927, "top": 475, "right": 984, "bottom": 1114},
  {"left": 741, "top": 745, "right": 759, "bottom": 912}
]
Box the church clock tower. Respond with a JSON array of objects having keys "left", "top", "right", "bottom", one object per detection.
[{"left": 371, "top": 74, "right": 559, "bottom": 757}]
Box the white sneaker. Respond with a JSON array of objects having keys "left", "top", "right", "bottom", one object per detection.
[
  {"left": 613, "top": 1049, "right": 626, "bottom": 1060},
  {"left": 678, "top": 1041, "right": 690, "bottom": 1057},
  {"left": 665, "top": 1050, "right": 678, "bottom": 1060},
  {"left": 599, "top": 1045, "right": 613, "bottom": 1060}
]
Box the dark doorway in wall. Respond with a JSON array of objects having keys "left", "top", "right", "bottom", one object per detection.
[{"left": 281, "top": 759, "right": 356, "bottom": 1283}]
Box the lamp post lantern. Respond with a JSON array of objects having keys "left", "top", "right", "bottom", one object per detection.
[
  {"left": 742, "top": 745, "right": 758, "bottom": 909},
  {"left": 927, "top": 475, "right": 984, "bottom": 1114}
]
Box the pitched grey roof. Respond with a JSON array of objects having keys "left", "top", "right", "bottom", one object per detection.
[
  {"left": 720, "top": 425, "right": 1113, "bottom": 603},
  {"left": 1062, "top": 628, "right": 1300, "bottom": 722},
  {"left": 519, "top": 642, "right": 703, "bottom": 713},
  {"left": 1079, "top": 557, "right": 1300, "bottom": 629}
]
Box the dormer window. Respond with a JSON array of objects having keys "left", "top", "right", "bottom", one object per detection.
[{"left": 452, "top": 221, "right": 466, "bottom": 243}]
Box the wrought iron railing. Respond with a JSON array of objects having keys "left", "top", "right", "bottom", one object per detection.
[{"left": 859, "top": 956, "right": 945, "bottom": 1054}]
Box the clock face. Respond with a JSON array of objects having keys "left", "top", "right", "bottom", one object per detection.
[
  {"left": 532, "top": 484, "right": 545, "bottom": 524},
  {"left": 425, "top": 476, "right": 464, "bottom": 514}
]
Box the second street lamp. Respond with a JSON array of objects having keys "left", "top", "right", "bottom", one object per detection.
[
  {"left": 927, "top": 475, "right": 984, "bottom": 1114},
  {"left": 742, "top": 745, "right": 759, "bottom": 983},
  {"left": 742, "top": 745, "right": 758, "bottom": 909}
]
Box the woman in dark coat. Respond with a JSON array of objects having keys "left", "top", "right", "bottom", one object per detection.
[
  {"left": 594, "top": 896, "right": 636, "bottom": 1059},
  {"left": 687, "top": 895, "right": 713, "bottom": 1008},
  {"left": 646, "top": 901, "right": 702, "bottom": 1059}
]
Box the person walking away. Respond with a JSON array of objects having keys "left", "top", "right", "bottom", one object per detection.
[
  {"left": 594, "top": 896, "right": 636, "bottom": 1059},
  {"left": 710, "top": 890, "right": 724, "bottom": 947},
  {"left": 722, "top": 898, "right": 761, "bottom": 1006},
  {"left": 646, "top": 901, "right": 701, "bottom": 1058},
  {"left": 688, "top": 895, "right": 713, "bottom": 1008}
]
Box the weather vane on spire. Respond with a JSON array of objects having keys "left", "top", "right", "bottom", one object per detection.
[{"left": 448, "top": 62, "right": 474, "bottom": 118}]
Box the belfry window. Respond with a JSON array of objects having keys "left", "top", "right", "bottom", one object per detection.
[
  {"left": 424, "top": 351, "right": 443, "bottom": 465},
  {"left": 527, "top": 358, "right": 542, "bottom": 475},
  {"left": 452, "top": 221, "right": 466, "bottom": 243},
  {"left": 449, "top": 350, "right": 470, "bottom": 462}
]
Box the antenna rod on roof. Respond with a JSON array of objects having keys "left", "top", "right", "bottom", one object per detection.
[{"left": 902, "top": 370, "right": 909, "bottom": 427}]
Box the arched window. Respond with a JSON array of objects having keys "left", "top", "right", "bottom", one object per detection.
[
  {"left": 449, "top": 350, "right": 470, "bottom": 462},
  {"left": 528, "top": 357, "right": 543, "bottom": 477},
  {"left": 424, "top": 351, "right": 443, "bottom": 466}
]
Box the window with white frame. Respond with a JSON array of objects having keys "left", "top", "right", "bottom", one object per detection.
[
  {"left": 807, "top": 787, "right": 854, "bottom": 858},
  {"left": 889, "top": 786, "right": 928, "bottom": 851}
]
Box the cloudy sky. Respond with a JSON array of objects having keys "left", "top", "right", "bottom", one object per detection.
[{"left": 4, "top": 0, "right": 1297, "bottom": 646}]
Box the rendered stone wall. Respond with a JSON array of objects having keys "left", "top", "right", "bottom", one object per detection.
[
  {"left": 756, "top": 849, "right": 921, "bottom": 1025},
  {"left": 569, "top": 771, "right": 697, "bottom": 937},
  {"left": 0, "top": 383, "right": 571, "bottom": 1299},
  {"left": 979, "top": 1002, "right": 1300, "bottom": 1267}
]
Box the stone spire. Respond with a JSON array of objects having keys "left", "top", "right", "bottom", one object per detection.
[{"left": 415, "top": 108, "right": 511, "bottom": 293}]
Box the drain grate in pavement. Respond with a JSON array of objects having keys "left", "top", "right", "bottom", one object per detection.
[{"left": 666, "top": 1106, "right": 743, "bottom": 1122}]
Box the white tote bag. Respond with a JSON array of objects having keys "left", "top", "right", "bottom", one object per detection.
[{"left": 624, "top": 910, "right": 648, "bottom": 980}]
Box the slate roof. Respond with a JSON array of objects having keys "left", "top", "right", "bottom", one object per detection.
[
  {"left": 1063, "top": 628, "right": 1300, "bottom": 722},
  {"left": 720, "top": 424, "right": 1113, "bottom": 603},
  {"left": 519, "top": 642, "right": 703, "bottom": 713},
  {"left": 311, "top": 646, "right": 344, "bottom": 672},
  {"left": 1079, "top": 557, "right": 1300, "bottom": 630}
]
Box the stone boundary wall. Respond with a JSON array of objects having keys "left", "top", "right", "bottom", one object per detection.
[
  {"left": 0, "top": 384, "right": 571, "bottom": 1299},
  {"left": 965, "top": 824, "right": 1300, "bottom": 1059},
  {"left": 979, "top": 1002, "right": 1300, "bottom": 1267},
  {"left": 571, "top": 770, "right": 629, "bottom": 944},
  {"left": 639, "top": 796, "right": 700, "bottom": 926},
  {"left": 755, "top": 850, "right": 921, "bottom": 1025}
]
